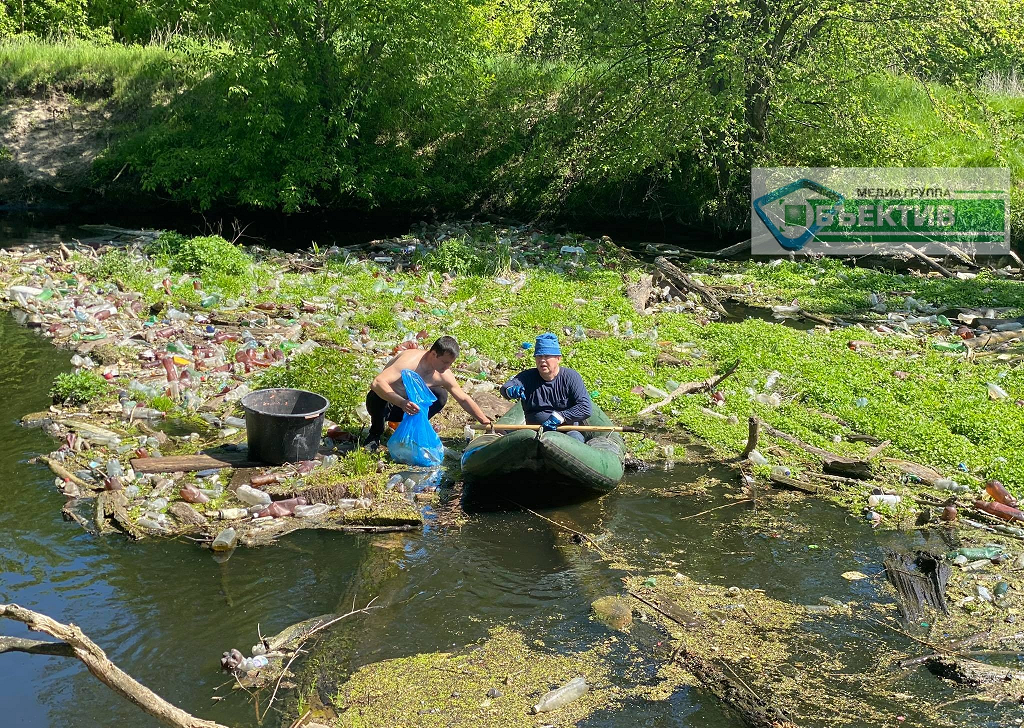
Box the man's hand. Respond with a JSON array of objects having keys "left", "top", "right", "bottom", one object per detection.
[
  {"left": 502, "top": 384, "right": 526, "bottom": 401},
  {"left": 541, "top": 412, "right": 565, "bottom": 431},
  {"left": 401, "top": 399, "right": 420, "bottom": 415}
]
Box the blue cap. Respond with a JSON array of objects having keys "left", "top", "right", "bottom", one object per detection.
[{"left": 534, "top": 333, "right": 562, "bottom": 357}]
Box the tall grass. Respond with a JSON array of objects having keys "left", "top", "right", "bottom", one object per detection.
[{"left": 0, "top": 35, "right": 185, "bottom": 101}]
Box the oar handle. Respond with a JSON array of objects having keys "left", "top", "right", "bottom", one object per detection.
[{"left": 472, "top": 424, "right": 641, "bottom": 433}]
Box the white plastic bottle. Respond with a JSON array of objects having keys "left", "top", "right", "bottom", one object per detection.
[{"left": 532, "top": 677, "right": 589, "bottom": 713}]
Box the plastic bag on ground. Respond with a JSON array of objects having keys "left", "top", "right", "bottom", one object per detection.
[{"left": 388, "top": 369, "right": 444, "bottom": 466}]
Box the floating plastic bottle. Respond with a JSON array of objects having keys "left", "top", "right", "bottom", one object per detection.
[
  {"left": 236, "top": 485, "right": 272, "bottom": 506},
  {"left": 949, "top": 546, "right": 1006, "bottom": 561},
  {"left": 211, "top": 527, "right": 238, "bottom": 551},
  {"left": 532, "top": 677, "right": 589, "bottom": 714},
  {"left": 974, "top": 499, "right": 1024, "bottom": 522},
  {"left": 985, "top": 479, "right": 1017, "bottom": 508},
  {"left": 238, "top": 655, "right": 269, "bottom": 672},
  {"left": 294, "top": 503, "right": 331, "bottom": 518},
  {"left": 179, "top": 483, "right": 209, "bottom": 504}
]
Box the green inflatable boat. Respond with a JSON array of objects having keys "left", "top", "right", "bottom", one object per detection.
[{"left": 460, "top": 402, "right": 625, "bottom": 499}]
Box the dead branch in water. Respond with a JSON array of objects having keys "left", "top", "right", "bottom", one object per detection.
[{"left": 0, "top": 603, "right": 228, "bottom": 728}]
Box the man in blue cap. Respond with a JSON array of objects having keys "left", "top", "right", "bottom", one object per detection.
[{"left": 500, "top": 332, "right": 592, "bottom": 442}]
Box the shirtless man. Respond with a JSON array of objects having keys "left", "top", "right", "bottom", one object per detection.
[{"left": 362, "top": 335, "right": 492, "bottom": 448}]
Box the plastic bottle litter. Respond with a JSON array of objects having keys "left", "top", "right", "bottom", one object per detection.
[
  {"left": 854, "top": 397, "right": 869, "bottom": 408},
  {"left": 211, "top": 527, "right": 238, "bottom": 551},
  {"left": 867, "top": 494, "right": 901, "bottom": 508},
  {"left": 770, "top": 465, "right": 792, "bottom": 478},
  {"left": 974, "top": 499, "right": 1024, "bottom": 522},
  {"left": 748, "top": 450, "right": 768, "bottom": 466},
  {"left": 236, "top": 485, "right": 272, "bottom": 506},
  {"left": 210, "top": 508, "right": 249, "bottom": 520},
  {"left": 764, "top": 370, "right": 782, "bottom": 390},
  {"left": 257, "top": 497, "right": 308, "bottom": 518},
  {"left": 238, "top": 655, "right": 270, "bottom": 672},
  {"left": 531, "top": 676, "right": 589, "bottom": 714},
  {"left": 948, "top": 546, "right": 1007, "bottom": 561},
  {"left": 935, "top": 478, "right": 970, "bottom": 493},
  {"left": 294, "top": 503, "right": 331, "bottom": 518},
  {"left": 642, "top": 384, "right": 670, "bottom": 399},
  {"left": 988, "top": 382, "right": 1009, "bottom": 400},
  {"left": 463, "top": 425, "right": 475, "bottom": 441},
  {"left": 985, "top": 479, "right": 1017, "bottom": 508},
  {"left": 179, "top": 483, "right": 209, "bottom": 504}
]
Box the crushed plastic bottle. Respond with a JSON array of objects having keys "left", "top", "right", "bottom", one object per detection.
[
  {"left": 935, "top": 478, "right": 970, "bottom": 493},
  {"left": 532, "top": 677, "right": 589, "bottom": 714},
  {"left": 642, "top": 384, "right": 670, "bottom": 399}
]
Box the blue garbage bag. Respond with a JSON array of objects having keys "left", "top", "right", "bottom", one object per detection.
[{"left": 388, "top": 369, "right": 444, "bottom": 466}]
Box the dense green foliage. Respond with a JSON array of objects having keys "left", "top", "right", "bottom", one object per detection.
[
  {"left": 50, "top": 370, "right": 110, "bottom": 404},
  {"left": 2, "top": 1, "right": 1024, "bottom": 231},
  {"left": 169, "top": 235, "right": 251, "bottom": 276}
]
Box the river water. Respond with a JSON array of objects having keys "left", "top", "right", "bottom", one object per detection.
[{"left": 0, "top": 225, "right": 1006, "bottom": 727}]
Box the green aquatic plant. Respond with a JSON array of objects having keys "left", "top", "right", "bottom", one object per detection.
[{"left": 49, "top": 370, "right": 110, "bottom": 405}]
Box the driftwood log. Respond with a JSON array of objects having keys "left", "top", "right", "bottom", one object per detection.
[
  {"left": 654, "top": 256, "right": 729, "bottom": 317},
  {"left": 0, "top": 604, "right": 229, "bottom": 728},
  {"left": 637, "top": 360, "right": 740, "bottom": 418},
  {"left": 624, "top": 273, "right": 655, "bottom": 315},
  {"left": 753, "top": 419, "right": 874, "bottom": 480}
]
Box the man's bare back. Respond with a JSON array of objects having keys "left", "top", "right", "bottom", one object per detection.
[{"left": 377, "top": 348, "right": 456, "bottom": 397}]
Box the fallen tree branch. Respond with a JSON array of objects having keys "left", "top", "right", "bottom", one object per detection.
[
  {"left": 654, "top": 256, "right": 729, "bottom": 317},
  {"left": 637, "top": 360, "right": 741, "bottom": 418},
  {"left": 755, "top": 418, "right": 873, "bottom": 479},
  {"left": 0, "top": 604, "right": 228, "bottom": 728},
  {"left": 0, "top": 634, "right": 76, "bottom": 657},
  {"left": 740, "top": 416, "right": 761, "bottom": 458},
  {"left": 905, "top": 244, "right": 954, "bottom": 278}
]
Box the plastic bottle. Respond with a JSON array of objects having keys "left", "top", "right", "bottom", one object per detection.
[
  {"left": 770, "top": 465, "right": 792, "bottom": 478},
  {"left": 137, "top": 515, "right": 168, "bottom": 531},
  {"left": 985, "top": 479, "right": 1018, "bottom": 507},
  {"left": 146, "top": 496, "right": 169, "bottom": 511},
  {"left": 532, "top": 677, "right": 589, "bottom": 714},
  {"left": 748, "top": 450, "right": 768, "bottom": 466},
  {"left": 210, "top": 507, "right": 249, "bottom": 520},
  {"left": 106, "top": 459, "right": 124, "bottom": 478},
  {"left": 386, "top": 474, "right": 404, "bottom": 490},
  {"left": 988, "top": 382, "right": 1009, "bottom": 400},
  {"left": 236, "top": 485, "right": 272, "bottom": 506},
  {"left": 179, "top": 483, "right": 210, "bottom": 504},
  {"left": 257, "top": 497, "right": 307, "bottom": 518},
  {"left": 949, "top": 546, "right": 1006, "bottom": 561},
  {"left": 211, "top": 527, "right": 237, "bottom": 551},
  {"left": 238, "top": 655, "right": 269, "bottom": 672},
  {"left": 974, "top": 499, "right": 1024, "bottom": 522},
  {"left": 294, "top": 503, "right": 331, "bottom": 518},
  {"left": 131, "top": 407, "right": 166, "bottom": 420},
  {"left": 642, "top": 384, "right": 670, "bottom": 399},
  {"left": 464, "top": 425, "right": 475, "bottom": 441},
  {"left": 867, "top": 494, "right": 901, "bottom": 508},
  {"left": 935, "top": 478, "right": 970, "bottom": 493}
]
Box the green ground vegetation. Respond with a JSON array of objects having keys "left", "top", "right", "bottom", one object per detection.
[
  {"left": 49, "top": 369, "right": 110, "bottom": 404},
  {"left": 2, "top": 2, "right": 1024, "bottom": 231}
]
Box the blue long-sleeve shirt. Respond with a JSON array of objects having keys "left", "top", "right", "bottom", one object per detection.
[{"left": 502, "top": 367, "right": 592, "bottom": 425}]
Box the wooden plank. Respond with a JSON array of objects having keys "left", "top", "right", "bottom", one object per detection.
[{"left": 130, "top": 451, "right": 260, "bottom": 474}]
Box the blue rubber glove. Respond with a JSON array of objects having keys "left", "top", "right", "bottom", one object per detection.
[
  {"left": 541, "top": 412, "right": 565, "bottom": 431},
  {"left": 503, "top": 384, "right": 526, "bottom": 401}
]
